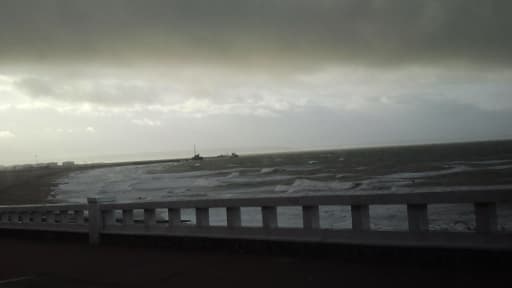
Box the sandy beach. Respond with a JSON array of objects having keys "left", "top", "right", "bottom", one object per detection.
[{"left": 0, "top": 168, "right": 72, "bottom": 205}]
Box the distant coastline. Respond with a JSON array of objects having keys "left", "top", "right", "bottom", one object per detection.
[{"left": 2, "top": 138, "right": 512, "bottom": 206}]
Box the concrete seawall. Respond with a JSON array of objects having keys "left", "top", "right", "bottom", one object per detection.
[
  {"left": 1, "top": 189, "right": 512, "bottom": 250},
  {"left": 1, "top": 188, "right": 511, "bottom": 287},
  {"left": 0, "top": 228, "right": 510, "bottom": 288}
]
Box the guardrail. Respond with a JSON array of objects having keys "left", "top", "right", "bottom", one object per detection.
[
  {"left": 1, "top": 189, "right": 512, "bottom": 250},
  {"left": 0, "top": 203, "right": 88, "bottom": 233}
]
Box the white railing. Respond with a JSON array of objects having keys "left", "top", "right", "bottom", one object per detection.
[
  {"left": 0, "top": 203, "right": 88, "bottom": 233},
  {"left": 1, "top": 189, "right": 512, "bottom": 250}
]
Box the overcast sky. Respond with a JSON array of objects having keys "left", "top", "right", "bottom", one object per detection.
[{"left": 1, "top": 0, "right": 512, "bottom": 165}]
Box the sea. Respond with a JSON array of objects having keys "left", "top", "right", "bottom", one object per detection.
[{"left": 50, "top": 140, "right": 512, "bottom": 231}]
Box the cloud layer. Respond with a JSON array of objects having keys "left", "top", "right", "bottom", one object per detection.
[
  {"left": 1, "top": 1, "right": 511, "bottom": 165},
  {"left": 0, "top": 131, "right": 15, "bottom": 139},
  {"left": 4, "top": 66, "right": 511, "bottom": 115},
  {"left": 1, "top": 0, "right": 511, "bottom": 67}
]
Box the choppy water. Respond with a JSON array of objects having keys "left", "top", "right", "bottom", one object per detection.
[{"left": 51, "top": 140, "right": 512, "bottom": 231}]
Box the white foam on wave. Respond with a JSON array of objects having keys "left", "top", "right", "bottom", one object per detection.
[
  {"left": 382, "top": 165, "right": 469, "bottom": 179},
  {"left": 261, "top": 165, "right": 320, "bottom": 173},
  {"left": 53, "top": 164, "right": 300, "bottom": 202},
  {"left": 447, "top": 159, "right": 512, "bottom": 165},
  {"left": 51, "top": 159, "right": 512, "bottom": 232},
  {"left": 374, "top": 162, "right": 512, "bottom": 184},
  {"left": 223, "top": 175, "right": 295, "bottom": 184},
  {"left": 310, "top": 173, "right": 335, "bottom": 178},
  {"left": 260, "top": 167, "right": 277, "bottom": 173},
  {"left": 226, "top": 172, "right": 240, "bottom": 178},
  {"left": 193, "top": 178, "right": 224, "bottom": 187},
  {"left": 489, "top": 164, "right": 512, "bottom": 170},
  {"left": 276, "top": 179, "right": 355, "bottom": 194},
  {"left": 336, "top": 173, "right": 354, "bottom": 178},
  {"left": 274, "top": 185, "right": 289, "bottom": 192}
]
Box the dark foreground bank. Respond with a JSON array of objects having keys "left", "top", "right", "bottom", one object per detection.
[{"left": 0, "top": 230, "right": 510, "bottom": 288}]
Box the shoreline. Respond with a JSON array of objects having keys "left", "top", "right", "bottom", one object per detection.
[{"left": 0, "top": 162, "right": 179, "bottom": 206}]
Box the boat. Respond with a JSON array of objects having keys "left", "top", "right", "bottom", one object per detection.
[{"left": 191, "top": 145, "right": 204, "bottom": 160}]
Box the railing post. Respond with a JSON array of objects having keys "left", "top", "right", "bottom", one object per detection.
[
  {"left": 54, "top": 211, "right": 62, "bottom": 223},
  {"left": 196, "top": 208, "right": 210, "bottom": 227},
  {"left": 168, "top": 208, "right": 181, "bottom": 227},
  {"left": 227, "top": 207, "right": 242, "bottom": 228},
  {"left": 75, "top": 210, "right": 85, "bottom": 224},
  {"left": 302, "top": 206, "right": 320, "bottom": 229},
  {"left": 21, "top": 212, "right": 30, "bottom": 223},
  {"left": 103, "top": 210, "right": 115, "bottom": 226},
  {"left": 87, "top": 198, "right": 102, "bottom": 245},
  {"left": 474, "top": 202, "right": 497, "bottom": 233},
  {"left": 122, "top": 209, "right": 134, "bottom": 225},
  {"left": 10, "top": 212, "right": 19, "bottom": 223},
  {"left": 0, "top": 212, "right": 7, "bottom": 223},
  {"left": 32, "top": 212, "right": 42, "bottom": 224},
  {"left": 262, "top": 206, "right": 278, "bottom": 229},
  {"left": 144, "top": 209, "right": 156, "bottom": 229},
  {"left": 60, "top": 210, "right": 70, "bottom": 224},
  {"left": 46, "top": 211, "right": 55, "bottom": 224},
  {"left": 351, "top": 205, "right": 370, "bottom": 231},
  {"left": 407, "top": 204, "right": 428, "bottom": 232}
]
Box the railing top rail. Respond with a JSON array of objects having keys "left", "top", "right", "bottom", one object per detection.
[
  {"left": 100, "top": 188, "right": 512, "bottom": 210},
  {"left": 0, "top": 203, "right": 87, "bottom": 212}
]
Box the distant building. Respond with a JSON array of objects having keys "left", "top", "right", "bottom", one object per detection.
[
  {"left": 13, "top": 164, "right": 34, "bottom": 170},
  {"left": 62, "top": 161, "right": 75, "bottom": 167},
  {"left": 47, "top": 162, "right": 59, "bottom": 168},
  {"left": 35, "top": 162, "right": 59, "bottom": 168}
]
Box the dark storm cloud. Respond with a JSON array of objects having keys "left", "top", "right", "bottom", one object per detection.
[{"left": 0, "top": 0, "right": 511, "bottom": 66}]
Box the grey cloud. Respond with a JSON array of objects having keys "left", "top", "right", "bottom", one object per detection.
[
  {"left": 11, "top": 66, "right": 512, "bottom": 112},
  {"left": 15, "top": 76, "right": 165, "bottom": 106},
  {"left": 17, "top": 77, "right": 56, "bottom": 97},
  {"left": 0, "top": 0, "right": 511, "bottom": 67}
]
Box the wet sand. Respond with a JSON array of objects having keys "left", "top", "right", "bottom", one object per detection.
[{"left": 0, "top": 168, "right": 71, "bottom": 205}]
